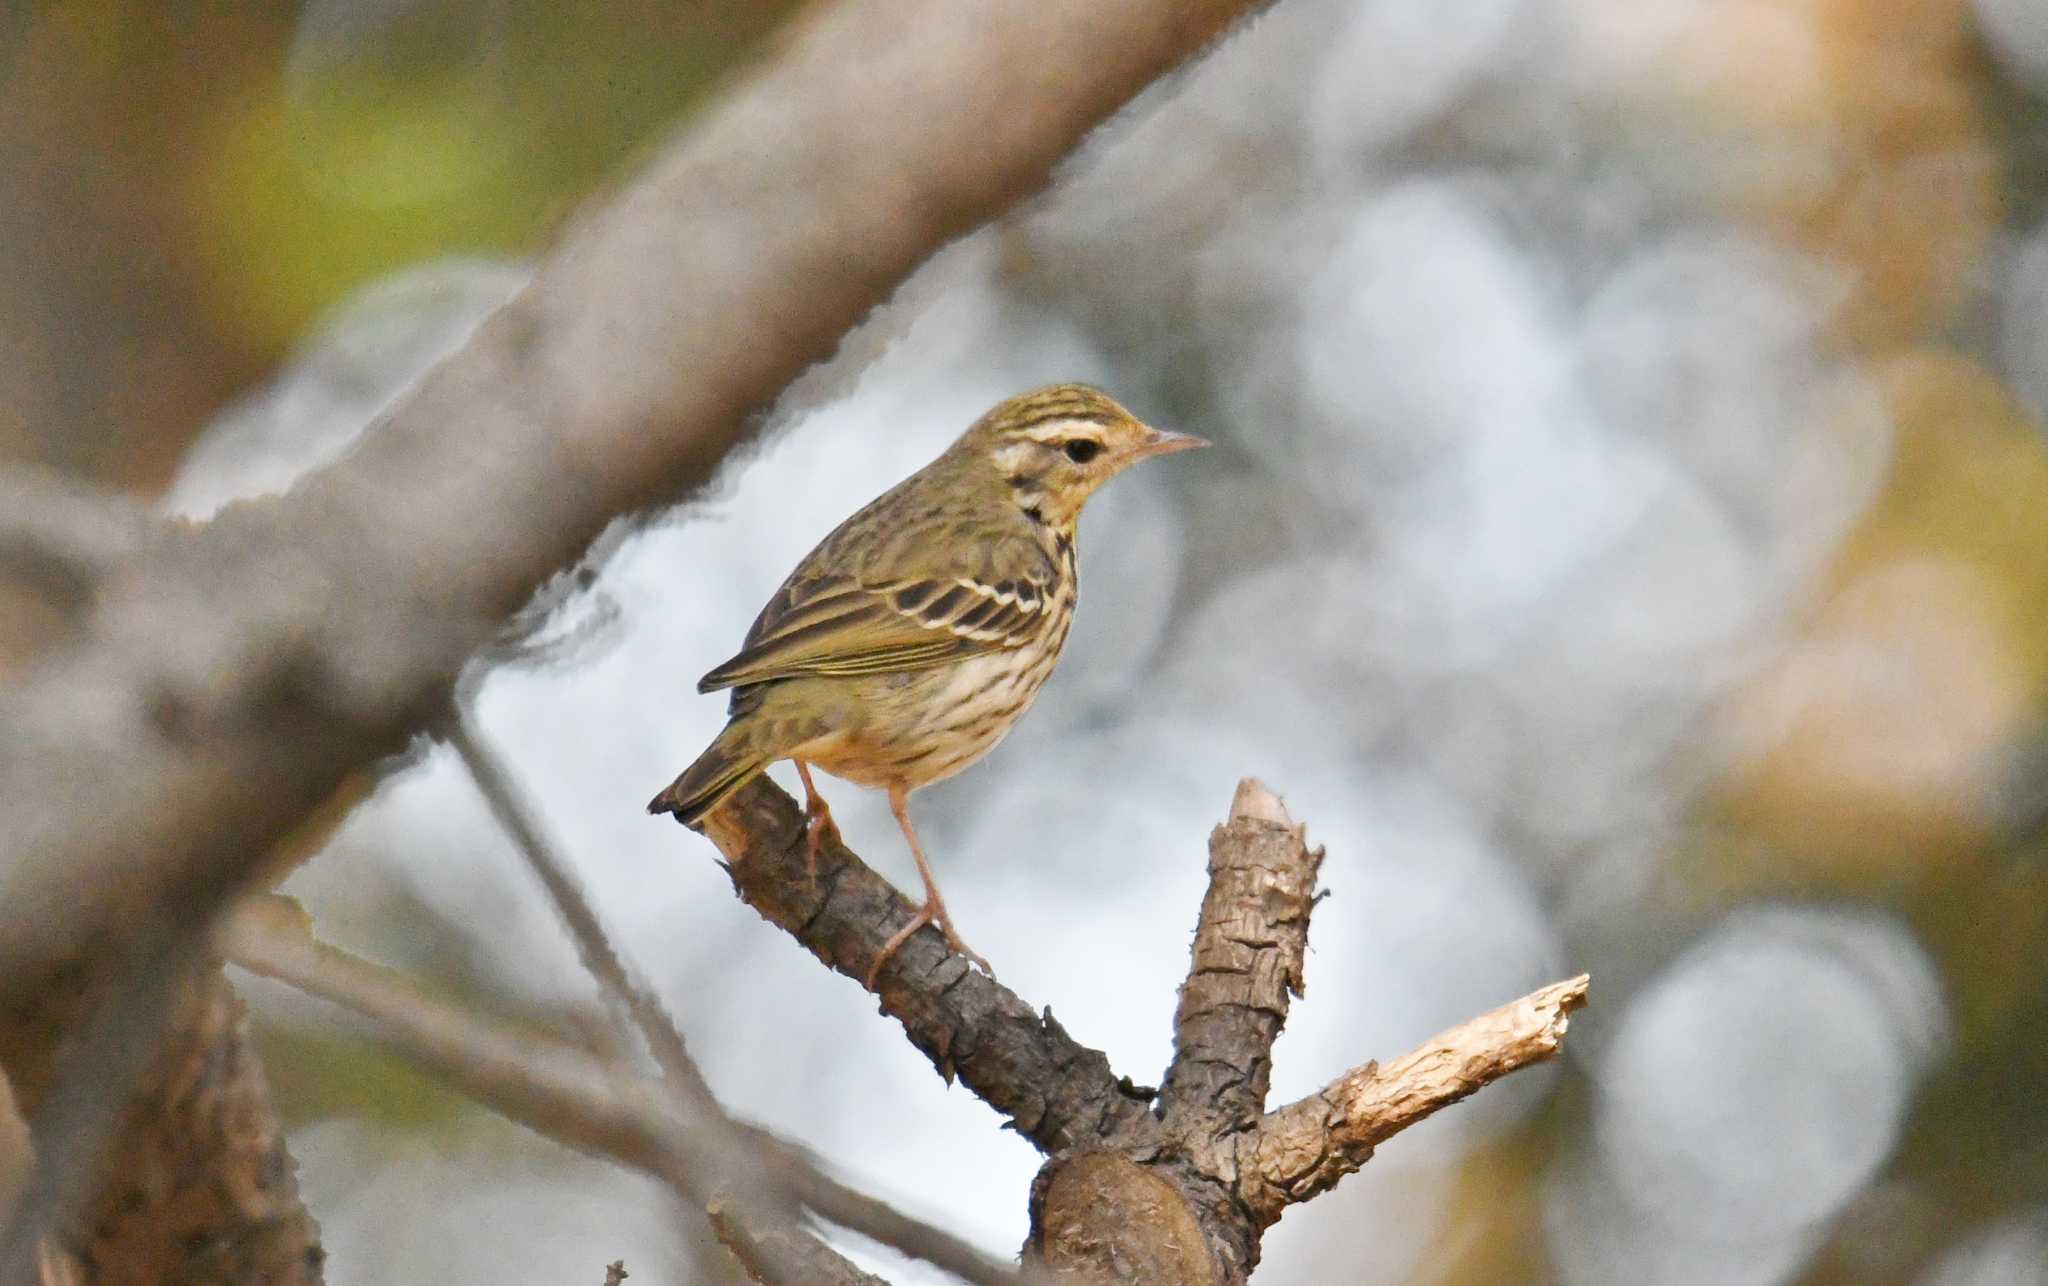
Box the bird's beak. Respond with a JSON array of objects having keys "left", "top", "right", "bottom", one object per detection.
[{"left": 1134, "top": 426, "right": 1210, "bottom": 459}]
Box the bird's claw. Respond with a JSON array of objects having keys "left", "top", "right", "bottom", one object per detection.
[
  {"left": 864, "top": 899, "right": 992, "bottom": 990},
  {"left": 940, "top": 926, "right": 993, "bottom": 978}
]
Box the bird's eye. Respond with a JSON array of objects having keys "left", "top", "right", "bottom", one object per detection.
[{"left": 1062, "top": 439, "right": 1101, "bottom": 464}]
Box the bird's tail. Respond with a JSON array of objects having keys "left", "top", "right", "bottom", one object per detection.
[{"left": 647, "top": 721, "right": 772, "bottom": 826}]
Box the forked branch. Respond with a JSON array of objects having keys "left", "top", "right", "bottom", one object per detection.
[{"left": 685, "top": 775, "right": 1588, "bottom": 1284}]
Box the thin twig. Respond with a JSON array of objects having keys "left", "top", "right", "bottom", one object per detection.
[
  {"left": 1239, "top": 974, "right": 1592, "bottom": 1226},
  {"left": 447, "top": 702, "right": 713, "bottom": 1109},
  {"left": 450, "top": 705, "right": 1018, "bottom": 1282},
  {"left": 219, "top": 896, "right": 1019, "bottom": 1286},
  {"left": 738, "top": 1121, "right": 1023, "bottom": 1286},
  {"left": 707, "top": 1208, "right": 888, "bottom": 1286},
  {"left": 217, "top": 897, "right": 859, "bottom": 1286}
]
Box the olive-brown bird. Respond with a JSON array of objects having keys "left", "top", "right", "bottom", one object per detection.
[{"left": 648, "top": 384, "right": 1205, "bottom": 986}]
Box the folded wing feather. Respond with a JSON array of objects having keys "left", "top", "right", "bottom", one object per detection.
[{"left": 697, "top": 538, "right": 1056, "bottom": 693}]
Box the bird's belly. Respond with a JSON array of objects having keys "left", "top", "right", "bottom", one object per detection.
[{"left": 805, "top": 645, "right": 1060, "bottom": 792}]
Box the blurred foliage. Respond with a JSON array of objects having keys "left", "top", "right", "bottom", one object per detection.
[
  {"left": 1662, "top": 5, "right": 2048, "bottom": 1279},
  {"left": 0, "top": 0, "right": 798, "bottom": 489},
  {"left": 254, "top": 1022, "right": 470, "bottom": 1135},
  {"left": 11, "top": 0, "right": 2048, "bottom": 1281},
  {"left": 194, "top": 0, "right": 798, "bottom": 347}
]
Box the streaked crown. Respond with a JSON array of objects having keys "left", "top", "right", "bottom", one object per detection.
[{"left": 958, "top": 383, "right": 1205, "bottom": 529}]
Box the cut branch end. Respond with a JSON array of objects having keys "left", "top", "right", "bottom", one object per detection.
[{"left": 1241, "top": 973, "right": 1591, "bottom": 1225}]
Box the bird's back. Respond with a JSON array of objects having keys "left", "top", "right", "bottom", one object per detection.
[{"left": 700, "top": 444, "right": 1065, "bottom": 697}]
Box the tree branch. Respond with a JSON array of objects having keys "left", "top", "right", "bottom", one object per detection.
[
  {"left": 0, "top": 0, "right": 1265, "bottom": 1254},
  {"left": 1239, "top": 974, "right": 1590, "bottom": 1226},
  {"left": 689, "top": 776, "right": 1589, "bottom": 1284},
  {"left": 447, "top": 710, "right": 828, "bottom": 1281},
  {"left": 1158, "top": 779, "right": 1322, "bottom": 1133},
  {"left": 447, "top": 706, "right": 714, "bottom": 1110},
  {"left": 693, "top": 778, "right": 1163, "bottom": 1157},
  {"left": 0, "top": 467, "right": 159, "bottom": 606},
  {"left": 218, "top": 897, "right": 1017, "bottom": 1286},
  {"left": 705, "top": 1209, "right": 886, "bottom": 1286},
  {"left": 737, "top": 1120, "right": 1019, "bottom": 1286},
  {"left": 450, "top": 705, "right": 1027, "bottom": 1282},
  {"left": 0, "top": 467, "right": 162, "bottom": 680},
  {"left": 63, "top": 969, "right": 324, "bottom": 1284}
]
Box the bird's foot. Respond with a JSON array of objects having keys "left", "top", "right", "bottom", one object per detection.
[
  {"left": 936, "top": 914, "right": 993, "bottom": 979},
  {"left": 864, "top": 897, "right": 992, "bottom": 990}
]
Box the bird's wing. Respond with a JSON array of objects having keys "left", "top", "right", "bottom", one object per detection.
[{"left": 696, "top": 535, "right": 1057, "bottom": 693}]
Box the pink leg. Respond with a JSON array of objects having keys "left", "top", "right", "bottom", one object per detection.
[
  {"left": 866, "top": 785, "right": 991, "bottom": 989},
  {"left": 793, "top": 759, "right": 837, "bottom": 888}
]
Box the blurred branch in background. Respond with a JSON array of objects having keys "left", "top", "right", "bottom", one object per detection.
[
  {"left": 50, "top": 970, "right": 323, "bottom": 1286},
  {"left": 219, "top": 895, "right": 1009, "bottom": 1286},
  {"left": 697, "top": 774, "right": 1587, "bottom": 1281},
  {"left": 443, "top": 696, "right": 1016, "bottom": 1282},
  {"left": 445, "top": 705, "right": 714, "bottom": 1102},
  {"left": 0, "top": 1, "right": 802, "bottom": 492},
  {"left": 0, "top": 468, "right": 160, "bottom": 681},
  {"left": 0, "top": 0, "right": 1271, "bottom": 1275},
  {"left": 0, "top": 468, "right": 157, "bottom": 604},
  {"left": 11, "top": 0, "right": 2042, "bottom": 1277}
]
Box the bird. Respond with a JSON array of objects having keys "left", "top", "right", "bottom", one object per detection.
[{"left": 648, "top": 384, "right": 1206, "bottom": 987}]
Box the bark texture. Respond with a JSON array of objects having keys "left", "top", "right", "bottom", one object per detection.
[
  {"left": 0, "top": 0, "right": 1596, "bottom": 1278},
  {"left": 699, "top": 779, "right": 1161, "bottom": 1154},
  {"left": 693, "top": 775, "right": 1589, "bottom": 1283},
  {"left": 1158, "top": 779, "right": 1323, "bottom": 1131},
  {"left": 0, "top": 0, "right": 1269, "bottom": 1271},
  {"left": 59, "top": 970, "right": 322, "bottom": 1286}
]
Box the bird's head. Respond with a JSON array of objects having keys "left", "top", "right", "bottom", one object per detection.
[{"left": 964, "top": 383, "right": 1206, "bottom": 530}]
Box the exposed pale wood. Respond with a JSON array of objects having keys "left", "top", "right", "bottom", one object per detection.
[{"left": 1241, "top": 975, "right": 1592, "bottom": 1224}]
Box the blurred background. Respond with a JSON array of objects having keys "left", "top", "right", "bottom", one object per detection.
[{"left": 7, "top": 0, "right": 2048, "bottom": 1282}]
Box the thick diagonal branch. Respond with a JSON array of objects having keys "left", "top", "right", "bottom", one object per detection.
[
  {"left": 1158, "top": 780, "right": 1321, "bottom": 1132},
  {"left": 0, "top": 0, "right": 1271, "bottom": 1000},
  {"left": 1238, "top": 974, "right": 1591, "bottom": 1226},
  {"left": 0, "top": 0, "right": 1267, "bottom": 1242},
  {"left": 694, "top": 777, "right": 1160, "bottom": 1156}
]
